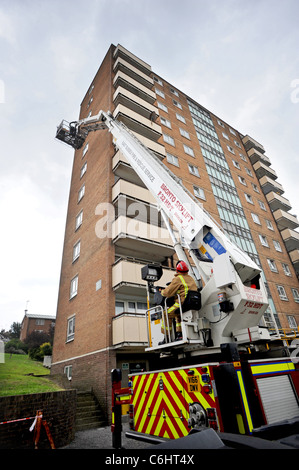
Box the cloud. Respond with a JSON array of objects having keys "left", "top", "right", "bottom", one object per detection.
[{"left": 0, "top": 9, "right": 17, "bottom": 46}]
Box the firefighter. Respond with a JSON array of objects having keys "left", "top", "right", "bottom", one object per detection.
[{"left": 160, "top": 260, "right": 197, "bottom": 342}]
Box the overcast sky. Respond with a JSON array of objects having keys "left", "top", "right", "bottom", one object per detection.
[{"left": 0, "top": 0, "right": 298, "bottom": 331}]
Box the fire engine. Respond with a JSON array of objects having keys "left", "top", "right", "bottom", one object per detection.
[{"left": 56, "top": 110, "right": 299, "bottom": 449}]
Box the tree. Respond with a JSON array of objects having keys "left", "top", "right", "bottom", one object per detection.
[{"left": 10, "top": 322, "right": 22, "bottom": 339}]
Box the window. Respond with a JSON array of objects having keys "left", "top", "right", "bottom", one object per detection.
[
  {"left": 259, "top": 234, "right": 269, "bottom": 247},
  {"left": 188, "top": 164, "right": 200, "bottom": 177},
  {"left": 282, "top": 263, "right": 291, "bottom": 276},
  {"left": 194, "top": 186, "right": 206, "bottom": 200},
  {"left": 245, "top": 193, "right": 253, "bottom": 204},
  {"left": 67, "top": 316, "right": 75, "bottom": 342},
  {"left": 176, "top": 113, "right": 186, "bottom": 123},
  {"left": 87, "top": 96, "right": 93, "bottom": 108},
  {"left": 115, "top": 300, "right": 147, "bottom": 315},
  {"left": 166, "top": 152, "right": 179, "bottom": 166},
  {"left": 78, "top": 184, "right": 85, "bottom": 202},
  {"left": 128, "top": 301, "right": 147, "bottom": 313},
  {"left": 163, "top": 134, "right": 175, "bottom": 146},
  {"left": 222, "top": 132, "right": 229, "bottom": 140},
  {"left": 73, "top": 240, "right": 81, "bottom": 262},
  {"left": 153, "top": 76, "right": 163, "bottom": 86},
  {"left": 252, "top": 183, "right": 260, "bottom": 193},
  {"left": 173, "top": 99, "right": 182, "bottom": 109},
  {"left": 35, "top": 319, "right": 45, "bottom": 326},
  {"left": 170, "top": 87, "right": 179, "bottom": 97},
  {"left": 70, "top": 276, "right": 78, "bottom": 299},
  {"left": 251, "top": 213, "right": 261, "bottom": 224},
  {"left": 157, "top": 102, "right": 168, "bottom": 112},
  {"left": 238, "top": 176, "right": 247, "bottom": 186},
  {"left": 115, "top": 301, "right": 125, "bottom": 315},
  {"left": 245, "top": 168, "right": 253, "bottom": 177},
  {"left": 234, "top": 140, "right": 242, "bottom": 149},
  {"left": 227, "top": 145, "right": 235, "bottom": 154},
  {"left": 155, "top": 88, "right": 165, "bottom": 98},
  {"left": 266, "top": 219, "right": 274, "bottom": 230},
  {"left": 239, "top": 153, "right": 247, "bottom": 162},
  {"left": 160, "top": 116, "right": 171, "bottom": 128},
  {"left": 180, "top": 128, "right": 190, "bottom": 139},
  {"left": 82, "top": 143, "right": 89, "bottom": 157},
  {"left": 267, "top": 259, "right": 278, "bottom": 272},
  {"left": 232, "top": 160, "right": 240, "bottom": 169},
  {"left": 291, "top": 288, "right": 299, "bottom": 303},
  {"left": 64, "top": 365, "right": 72, "bottom": 380},
  {"left": 183, "top": 144, "right": 194, "bottom": 157},
  {"left": 217, "top": 119, "right": 225, "bottom": 128},
  {"left": 258, "top": 200, "right": 266, "bottom": 211},
  {"left": 75, "top": 210, "right": 83, "bottom": 230},
  {"left": 273, "top": 240, "right": 282, "bottom": 252},
  {"left": 277, "top": 285, "right": 288, "bottom": 301},
  {"left": 80, "top": 162, "right": 87, "bottom": 178},
  {"left": 288, "top": 315, "right": 298, "bottom": 328},
  {"left": 229, "top": 128, "right": 236, "bottom": 136}
]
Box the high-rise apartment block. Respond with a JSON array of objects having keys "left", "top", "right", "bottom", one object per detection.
[{"left": 52, "top": 44, "right": 299, "bottom": 419}]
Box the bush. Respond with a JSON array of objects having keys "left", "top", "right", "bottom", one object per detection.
[
  {"left": 5, "top": 339, "right": 28, "bottom": 354},
  {"left": 29, "top": 342, "right": 52, "bottom": 361}
]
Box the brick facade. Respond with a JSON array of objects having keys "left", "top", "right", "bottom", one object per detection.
[{"left": 0, "top": 390, "right": 76, "bottom": 449}]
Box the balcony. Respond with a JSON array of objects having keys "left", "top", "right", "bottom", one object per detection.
[
  {"left": 112, "top": 258, "right": 175, "bottom": 295},
  {"left": 259, "top": 175, "right": 284, "bottom": 195},
  {"left": 112, "top": 150, "right": 144, "bottom": 186},
  {"left": 266, "top": 191, "right": 292, "bottom": 212},
  {"left": 289, "top": 249, "right": 299, "bottom": 272},
  {"left": 112, "top": 179, "right": 156, "bottom": 206},
  {"left": 112, "top": 140, "right": 165, "bottom": 184},
  {"left": 113, "top": 44, "right": 152, "bottom": 77},
  {"left": 112, "top": 215, "right": 175, "bottom": 262},
  {"left": 281, "top": 228, "right": 299, "bottom": 252},
  {"left": 113, "top": 71, "right": 156, "bottom": 104},
  {"left": 112, "top": 313, "right": 148, "bottom": 349},
  {"left": 113, "top": 56, "right": 154, "bottom": 89},
  {"left": 253, "top": 161, "right": 277, "bottom": 180},
  {"left": 247, "top": 148, "right": 271, "bottom": 166},
  {"left": 242, "top": 135, "right": 266, "bottom": 154},
  {"left": 273, "top": 209, "right": 299, "bottom": 231},
  {"left": 113, "top": 104, "right": 162, "bottom": 142},
  {"left": 113, "top": 86, "right": 160, "bottom": 121}
]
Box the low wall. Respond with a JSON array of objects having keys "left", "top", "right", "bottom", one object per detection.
[{"left": 0, "top": 390, "right": 77, "bottom": 449}]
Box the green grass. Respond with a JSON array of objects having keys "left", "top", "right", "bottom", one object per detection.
[{"left": 0, "top": 354, "right": 64, "bottom": 397}]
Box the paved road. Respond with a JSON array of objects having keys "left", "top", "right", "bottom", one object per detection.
[{"left": 61, "top": 421, "right": 153, "bottom": 449}]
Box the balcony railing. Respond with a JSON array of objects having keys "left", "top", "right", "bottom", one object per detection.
[
  {"left": 113, "top": 104, "right": 162, "bottom": 142},
  {"left": 281, "top": 228, "right": 299, "bottom": 252},
  {"left": 253, "top": 161, "right": 277, "bottom": 180},
  {"left": 113, "top": 57, "right": 154, "bottom": 89},
  {"left": 259, "top": 175, "right": 284, "bottom": 195},
  {"left": 266, "top": 191, "right": 292, "bottom": 212},
  {"left": 242, "top": 135, "right": 266, "bottom": 154},
  {"left": 247, "top": 147, "right": 271, "bottom": 166},
  {"left": 273, "top": 209, "right": 299, "bottom": 231},
  {"left": 112, "top": 258, "right": 175, "bottom": 295},
  {"left": 113, "top": 87, "right": 160, "bottom": 121},
  {"left": 113, "top": 71, "right": 156, "bottom": 104},
  {"left": 112, "top": 216, "right": 175, "bottom": 262},
  {"left": 112, "top": 313, "right": 148, "bottom": 347}
]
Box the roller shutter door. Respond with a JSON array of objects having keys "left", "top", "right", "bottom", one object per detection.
[{"left": 256, "top": 375, "right": 299, "bottom": 424}]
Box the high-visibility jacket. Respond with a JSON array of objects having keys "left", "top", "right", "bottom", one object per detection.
[{"left": 161, "top": 272, "right": 197, "bottom": 305}]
